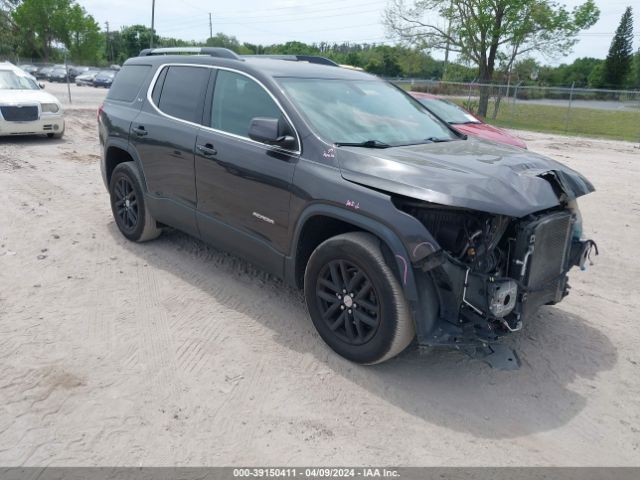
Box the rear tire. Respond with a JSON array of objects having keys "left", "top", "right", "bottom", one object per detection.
[
  {"left": 304, "top": 232, "right": 415, "bottom": 364},
  {"left": 109, "top": 162, "right": 161, "bottom": 242}
]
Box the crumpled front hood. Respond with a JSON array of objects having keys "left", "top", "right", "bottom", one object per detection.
[{"left": 338, "top": 138, "right": 594, "bottom": 217}]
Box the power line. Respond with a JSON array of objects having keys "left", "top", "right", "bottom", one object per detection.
[
  {"left": 158, "top": 6, "right": 385, "bottom": 32},
  {"left": 156, "top": 0, "right": 387, "bottom": 28}
]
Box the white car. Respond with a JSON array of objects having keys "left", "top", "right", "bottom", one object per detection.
[{"left": 0, "top": 62, "right": 64, "bottom": 138}]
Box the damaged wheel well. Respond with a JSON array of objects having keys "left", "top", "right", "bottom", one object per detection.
[
  {"left": 105, "top": 147, "right": 134, "bottom": 185},
  {"left": 294, "top": 215, "right": 404, "bottom": 290},
  {"left": 294, "top": 216, "right": 362, "bottom": 288}
]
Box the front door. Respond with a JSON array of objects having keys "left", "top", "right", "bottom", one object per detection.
[{"left": 194, "top": 68, "right": 300, "bottom": 276}]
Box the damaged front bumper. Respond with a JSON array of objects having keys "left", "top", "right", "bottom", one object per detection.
[{"left": 413, "top": 210, "right": 597, "bottom": 349}]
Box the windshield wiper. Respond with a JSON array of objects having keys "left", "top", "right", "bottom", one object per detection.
[
  {"left": 334, "top": 140, "right": 392, "bottom": 149},
  {"left": 424, "top": 137, "right": 454, "bottom": 143}
]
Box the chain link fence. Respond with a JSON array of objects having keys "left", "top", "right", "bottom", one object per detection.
[{"left": 395, "top": 79, "right": 640, "bottom": 143}]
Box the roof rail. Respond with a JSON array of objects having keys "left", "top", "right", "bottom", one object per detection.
[
  {"left": 243, "top": 55, "right": 339, "bottom": 66},
  {"left": 138, "top": 47, "right": 240, "bottom": 60}
]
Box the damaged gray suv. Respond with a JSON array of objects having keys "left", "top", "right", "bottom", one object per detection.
[{"left": 99, "top": 47, "right": 597, "bottom": 367}]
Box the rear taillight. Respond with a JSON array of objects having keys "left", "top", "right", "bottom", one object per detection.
[{"left": 97, "top": 104, "right": 104, "bottom": 121}]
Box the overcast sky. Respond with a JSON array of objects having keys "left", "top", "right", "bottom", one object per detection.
[{"left": 79, "top": 0, "right": 639, "bottom": 65}]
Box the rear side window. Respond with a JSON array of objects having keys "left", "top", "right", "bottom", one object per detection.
[
  {"left": 211, "top": 70, "right": 282, "bottom": 137},
  {"left": 157, "top": 66, "right": 210, "bottom": 123},
  {"left": 107, "top": 65, "right": 151, "bottom": 102}
]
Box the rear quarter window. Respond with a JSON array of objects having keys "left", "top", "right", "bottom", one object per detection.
[
  {"left": 107, "top": 65, "right": 151, "bottom": 102},
  {"left": 155, "top": 66, "right": 210, "bottom": 123}
]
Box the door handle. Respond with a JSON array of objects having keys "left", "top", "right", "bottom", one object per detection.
[
  {"left": 132, "top": 126, "right": 147, "bottom": 136},
  {"left": 197, "top": 143, "right": 217, "bottom": 157}
]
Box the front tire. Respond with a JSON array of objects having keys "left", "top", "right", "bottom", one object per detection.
[
  {"left": 304, "top": 232, "right": 415, "bottom": 364},
  {"left": 47, "top": 130, "right": 64, "bottom": 139},
  {"left": 109, "top": 162, "right": 161, "bottom": 242}
]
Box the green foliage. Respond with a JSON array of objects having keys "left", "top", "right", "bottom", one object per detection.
[
  {"left": 470, "top": 100, "right": 640, "bottom": 142},
  {"left": 587, "top": 63, "right": 605, "bottom": 89},
  {"left": 602, "top": 7, "right": 634, "bottom": 89},
  {"left": 205, "top": 32, "right": 239, "bottom": 50},
  {"left": 363, "top": 46, "right": 402, "bottom": 77},
  {"left": 633, "top": 49, "right": 640, "bottom": 89},
  {"left": 0, "top": 5, "right": 17, "bottom": 59},
  {"left": 531, "top": 57, "right": 604, "bottom": 87},
  {"left": 12, "top": 0, "right": 101, "bottom": 62},
  {"left": 385, "top": 0, "right": 601, "bottom": 115}
]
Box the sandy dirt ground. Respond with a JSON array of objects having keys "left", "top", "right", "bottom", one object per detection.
[{"left": 0, "top": 85, "right": 639, "bottom": 466}]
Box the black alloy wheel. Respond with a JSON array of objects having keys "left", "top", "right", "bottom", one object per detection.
[
  {"left": 316, "top": 259, "right": 380, "bottom": 346},
  {"left": 109, "top": 162, "right": 161, "bottom": 242},
  {"left": 114, "top": 176, "right": 139, "bottom": 233},
  {"left": 304, "top": 232, "right": 415, "bottom": 364}
]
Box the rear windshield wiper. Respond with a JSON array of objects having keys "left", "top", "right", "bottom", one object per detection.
[{"left": 334, "top": 140, "right": 392, "bottom": 149}]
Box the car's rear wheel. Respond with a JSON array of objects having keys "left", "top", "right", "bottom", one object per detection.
[
  {"left": 109, "top": 162, "right": 161, "bottom": 242},
  {"left": 304, "top": 232, "right": 415, "bottom": 364}
]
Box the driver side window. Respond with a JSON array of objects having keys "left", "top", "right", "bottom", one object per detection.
[{"left": 211, "top": 70, "right": 285, "bottom": 140}]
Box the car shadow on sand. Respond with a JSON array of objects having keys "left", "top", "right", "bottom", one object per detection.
[
  {"left": 0, "top": 134, "right": 65, "bottom": 145},
  {"left": 110, "top": 224, "right": 617, "bottom": 441}
]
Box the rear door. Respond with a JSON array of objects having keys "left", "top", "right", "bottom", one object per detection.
[
  {"left": 131, "top": 65, "right": 211, "bottom": 235},
  {"left": 194, "top": 68, "right": 300, "bottom": 276},
  {"left": 101, "top": 64, "right": 151, "bottom": 147}
]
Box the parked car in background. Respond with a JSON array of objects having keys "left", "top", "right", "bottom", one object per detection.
[
  {"left": 0, "top": 62, "right": 64, "bottom": 138},
  {"left": 35, "top": 66, "right": 54, "bottom": 80},
  {"left": 93, "top": 70, "right": 116, "bottom": 88},
  {"left": 76, "top": 70, "right": 100, "bottom": 86},
  {"left": 68, "top": 66, "right": 94, "bottom": 81},
  {"left": 48, "top": 67, "right": 70, "bottom": 83},
  {"left": 19, "top": 64, "right": 39, "bottom": 76},
  {"left": 409, "top": 91, "right": 527, "bottom": 149}
]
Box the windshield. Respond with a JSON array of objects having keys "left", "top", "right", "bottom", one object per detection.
[
  {"left": 417, "top": 97, "right": 481, "bottom": 125},
  {"left": 0, "top": 70, "right": 39, "bottom": 90},
  {"left": 97, "top": 72, "right": 114, "bottom": 79},
  {"left": 278, "top": 78, "right": 456, "bottom": 146}
]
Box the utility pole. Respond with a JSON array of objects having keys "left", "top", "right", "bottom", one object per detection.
[
  {"left": 105, "top": 21, "right": 111, "bottom": 63},
  {"left": 209, "top": 12, "right": 213, "bottom": 40},
  {"left": 150, "top": 0, "right": 155, "bottom": 49},
  {"left": 442, "top": 0, "right": 453, "bottom": 80}
]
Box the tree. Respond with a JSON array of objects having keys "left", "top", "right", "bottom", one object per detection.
[
  {"left": 384, "top": 0, "right": 600, "bottom": 116},
  {"left": 63, "top": 4, "right": 102, "bottom": 64},
  {"left": 205, "top": 32, "right": 241, "bottom": 51},
  {"left": 602, "top": 7, "right": 634, "bottom": 89},
  {"left": 118, "top": 25, "right": 159, "bottom": 60},
  {"left": 633, "top": 49, "right": 640, "bottom": 89},
  {"left": 0, "top": 1, "right": 20, "bottom": 59},
  {"left": 12, "top": 0, "right": 102, "bottom": 63}
]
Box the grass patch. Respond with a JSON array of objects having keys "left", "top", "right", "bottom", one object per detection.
[{"left": 459, "top": 100, "right": 640, "bottom": 142}]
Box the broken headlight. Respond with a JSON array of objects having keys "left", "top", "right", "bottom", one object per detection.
[{"left": 396, "top": 200, "right": 511, "bottom": 275}]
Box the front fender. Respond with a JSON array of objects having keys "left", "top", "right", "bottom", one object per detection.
[{"left": 286, "top": 202, "right": 443, "bottom": 343}]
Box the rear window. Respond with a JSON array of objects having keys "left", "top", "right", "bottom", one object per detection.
[
  {"left": 156, "top": 66, "right": 210, "bottom": 123},
  {"left": 107, "top": 65, "right": 150, "bottom": 102}
]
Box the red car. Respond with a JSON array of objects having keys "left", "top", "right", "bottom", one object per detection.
[{"left": 409, "top": 91, "right": 527, "bottom": 149}]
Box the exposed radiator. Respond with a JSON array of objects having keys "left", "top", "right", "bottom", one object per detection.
[{"left": 511, "top": 211, "right": 573, "bottom": 317}]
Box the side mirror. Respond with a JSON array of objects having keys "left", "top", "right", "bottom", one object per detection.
[
  {"left": 39, "top": 83, "right": 45, "bottom": 89},
  {"left": 248, "top": 117, "right": 296, "bottom": 150}
]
